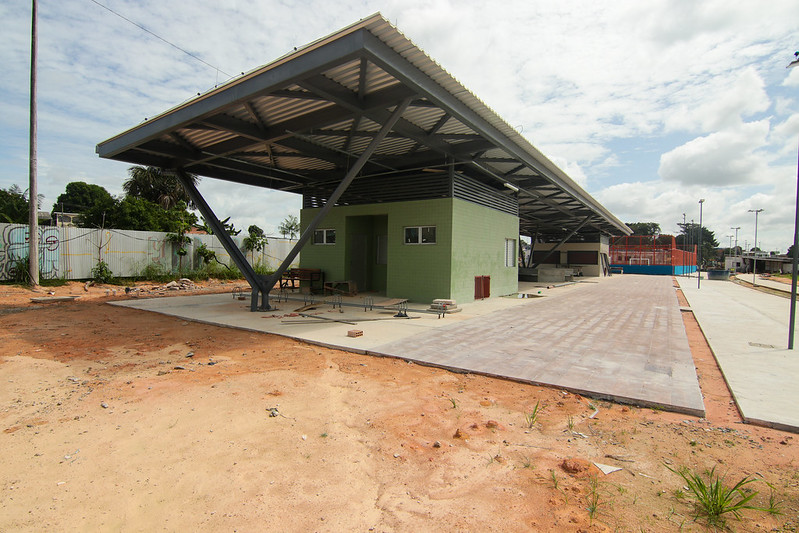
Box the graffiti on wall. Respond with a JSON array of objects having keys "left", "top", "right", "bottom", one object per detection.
[{"left": 0, "top": 225, "right": 60, "bottom": 279}]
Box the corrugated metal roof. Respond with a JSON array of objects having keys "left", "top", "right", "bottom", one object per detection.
[{"left": 97, "top": 13, "right": 629, "bottom": 238}]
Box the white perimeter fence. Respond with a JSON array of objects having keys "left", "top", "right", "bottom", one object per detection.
[{"left": 0, "top": 223, "right": 297, "bottom": 281}]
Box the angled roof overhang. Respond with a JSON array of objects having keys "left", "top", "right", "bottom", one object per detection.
[{"left": 97, "top": 13, "right": 630, "bottom": 238}]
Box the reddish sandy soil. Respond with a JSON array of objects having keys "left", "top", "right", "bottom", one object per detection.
[{"left": 1, "top": 280, "right": 797, "bottom": 531}]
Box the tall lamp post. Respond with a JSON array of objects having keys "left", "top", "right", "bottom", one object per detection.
[
  {"left": 787, "top": 51, "right": 799, "bottom": 349},
  {"left": 731, "top": 226, "right": 740, "bottom": 255},
  {"left": 748, "top": 208, "right": 763, "bottom": 287},
  {"left": 28, "top": 0, "right": 39, "bottom": 287},
  {"left": 698, "top": 199, "right": 705, "bottom": 289}
]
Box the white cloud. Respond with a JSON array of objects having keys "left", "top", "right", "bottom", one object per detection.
[
  {"left": 658, "top": 121, "right": 772, "bottom": 186},
  {"left": 3, "top": 0, "right": 799, "bottom": 253},
  {"left": 664, "top": 68, "right": 770, "bottom": 133},
  {"left": 783, "top": 65, "right": 799, "bottom": 87}
]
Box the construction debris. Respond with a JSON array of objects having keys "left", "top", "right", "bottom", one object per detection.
[
  {"left": 347, "top": 329, "right": 363, "bottom": 338},
  {"left": 429, "top": 298, "right": 461, "bottom": 317}
]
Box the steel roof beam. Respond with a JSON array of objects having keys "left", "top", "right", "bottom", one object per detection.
[{"left": 97, "top": 30, "right": 370, "bottom": 159}]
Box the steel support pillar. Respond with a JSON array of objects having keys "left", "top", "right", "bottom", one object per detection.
[
  {"left": 257, "top": 97, "right": 413, "bottom": 310},
  {"left": 527, "top": 230, "right": 539, "bottom": 268},
  {"left": 176, "top": 171, "right": 268, "bottom": 311},
  {"left": 531, "top": 215, "right": 592, "bottom": 270}
]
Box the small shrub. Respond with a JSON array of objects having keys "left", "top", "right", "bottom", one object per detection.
[
  {"left": 196, "top": 243, "right": 217, "bottom": 265},
  {"left": 138, "top": 262, "right": 173, "bottom": 283},
  {"left": 10, "top": 256, "right": 32, "bottom": 284},
  {"left": 253, "top": 261, "right": 274, "bottom": 277},
  {"left": 91, "top": 260, "right": 115, "bottom": 284}
]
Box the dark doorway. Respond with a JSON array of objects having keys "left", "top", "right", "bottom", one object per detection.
[{"left": 346, "top": 215, "right": 387, "bottom": 293}]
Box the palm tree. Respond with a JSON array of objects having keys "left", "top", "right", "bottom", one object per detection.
[
  {"left": 123, "top": 166, "right": 199, "bottom": 209},
  {"left": 278, "top": 215, "right": 300, "bottom": 239}
]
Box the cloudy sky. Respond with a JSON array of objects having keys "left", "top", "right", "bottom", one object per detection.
[{"left": 2, "top": 0, "right": 798, "bottom": 251}]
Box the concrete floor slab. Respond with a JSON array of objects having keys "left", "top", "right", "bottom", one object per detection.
[
  {"left": 112, "top": 275, "right": 704, "bottom": 416},
  {"left": 678, "top": 277, "right": 799, "bottom": 432}
]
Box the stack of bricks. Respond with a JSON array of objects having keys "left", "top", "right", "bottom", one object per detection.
[{"left": 429, "top": 299, "right": 461, "bottom": 314}]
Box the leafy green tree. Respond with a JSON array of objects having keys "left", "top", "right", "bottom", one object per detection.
[
  {"left": 676, "top": 222, "right": 719, "bottom": 268},
  {"left": 123, "top": 166, "right": 199, "bottom": 210},
  {"left": 243, "top": 224, "right": 267, "bottom": 259},
  {"left": 52, "top": 181, "right": 114, "bottom": 216},
  {"left": 626, "top": 222, "right": 661, "bottom": 236},
  {"left": 166, "top": 220, "right": 192, "bottom": 272},
  {"left": 83, "top": 197, "right": 196, "bottom": 232},
  {"left": 199, "top": 216, "right": 240, "bottom": 236},
  {"left": 0, "top": 185, "right": 30, "bottom": 223},
  {"left": 278, "top": 214, "right": 300, "bottom": 239}
]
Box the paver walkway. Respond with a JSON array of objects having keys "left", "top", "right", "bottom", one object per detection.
[
  {"left": 679, "top": 278, "right": 799, "bottom": 432},
  {"left": 373, "top": 275, "right": 704, "bottom": 415},
  {"left": 113, "top": 275, "right": 705, "bottom": 416}
]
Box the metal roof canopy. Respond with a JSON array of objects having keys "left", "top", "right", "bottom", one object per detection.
[{"left": 97, "top": 13, "right": 630, "bottom": 239}]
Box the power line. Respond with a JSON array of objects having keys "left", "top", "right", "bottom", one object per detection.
[{"left": 87, "top": 0, "right": 232, "bottom": 78}]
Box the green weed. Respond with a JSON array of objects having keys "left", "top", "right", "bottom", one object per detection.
[
  {"left": 667, "top": 464, "right": 768, "bottom": 528},
  {"left": 586, "top": 476, "right": 601, "bottom": 521},
  {"left": 524, "top": 400, "right": 541, "bottom": 428}
]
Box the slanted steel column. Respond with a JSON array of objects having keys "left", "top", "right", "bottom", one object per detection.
[
  {"left": 531, "top": 215, "right": 592, "bottom": 270},
  {"left": 526, "top": 230, "right": 539, "bottom": 268},
  {"left": 176, "top": 171, "right": 268, "bottom": 311},
  {"left": 259, "top": 97, "right": 413, "bottom": 310}
]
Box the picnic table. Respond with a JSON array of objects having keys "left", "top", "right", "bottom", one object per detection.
[{"left": 280, "top": 268, "right": 324, "bottom": 292}]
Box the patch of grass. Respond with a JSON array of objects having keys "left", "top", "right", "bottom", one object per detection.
[
  {"left": 765, "top": 482, "right": 783, "bottom": 516},
  {"left": 550, "top": 469, "right": 559, "bottom": 490},
  {"left": 448, "top": 397, "right": 458, "bottom": 409},
  {"left": 518, "top": 454, "right": 534, "bottom": 469},
  {"left": 567, "top": 415, "right": 575, "bottom": 432},
  {"left": 586, "top": 476, "right": 601, "bottom": 521},
  {"left": 524, "top": 400, "right": 541, "bottom": 429},
  {"left": 38, "top": 277, "right": 69, "bottom": 287},
  {"left": 667, "top": 464, "right": 769, "bottom": 528},
  {"left": 320, "top": 432, "right": 328, "bottom": 438}
]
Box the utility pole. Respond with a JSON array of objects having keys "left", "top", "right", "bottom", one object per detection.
[{"left": 28, "top": 0, "right": 39, "bottom": 287}]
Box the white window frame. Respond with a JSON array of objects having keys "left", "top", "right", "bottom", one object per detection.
[
  {"left": 313, "top": 228, "right": 336, "bottom": 245},
  {"left": 505, "top": 238, "right": 516, "bottom": 267},
  {"left": 404, "top": 225, "right": 436, "bottom": 245}
]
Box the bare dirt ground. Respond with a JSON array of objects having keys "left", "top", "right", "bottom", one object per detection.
[{"left": 1, "top": 281, "right": 797, "bottom": 532}]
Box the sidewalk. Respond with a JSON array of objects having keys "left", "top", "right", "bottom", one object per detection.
[
  {"left": 733, "top": 273, "right": 797, "bottom": 295},
  {"left": 678, "top": 277, "right": 799, "bottom": 432}
]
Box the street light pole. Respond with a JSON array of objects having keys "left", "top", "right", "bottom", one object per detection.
[
  {"left": 787, "top": 52, "right": 799, "bottom": 349},
  {"left": 698, "top": 199, "right": 705, "bottom": 289},
  {"left": 28, "top": 0, "right": 39, "bottom": 288},
  {"left": 731, "top": 226, "right": 740, "bottom": 254},
  {"left": 682, "top": 213, "right": 686, "bottom": 276},
  {"left": 748, "top": 208, "right": 763, "bottom": 287}
]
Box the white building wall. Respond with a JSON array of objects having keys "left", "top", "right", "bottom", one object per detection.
[{"left": 0, "top": 223, "right": 296, "bottom": 280}]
